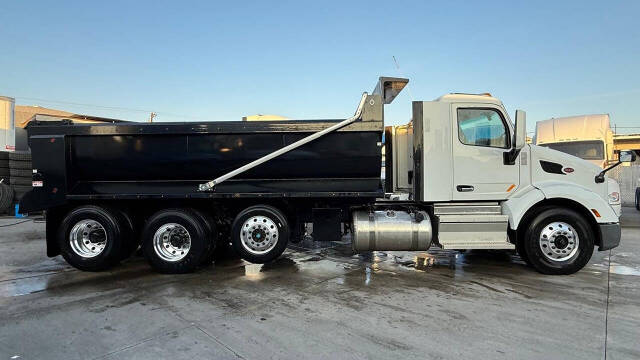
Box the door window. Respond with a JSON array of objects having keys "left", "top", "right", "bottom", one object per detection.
[{"left": 457, "top": 108, "right": 509, "bottom": 148}]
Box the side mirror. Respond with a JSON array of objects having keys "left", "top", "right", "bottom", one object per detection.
[
  {"left": 619, "top": 150, "right": 636, "bottom": 163},
  {"left": 595, "top": 150, "right": 637, "bottom": 183},
  {"left": 504, "top": 110, "right": 526, "bottom": 165},
  {"left": 514, "top": 110, "right": 527, "bottom": 150}
]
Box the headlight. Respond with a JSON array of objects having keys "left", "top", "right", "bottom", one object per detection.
[
  {"left": 607, "top": 178, "right": 621, "bottom": 204},
  {"left": 608, "top": 191, "right": 620, "bottom": 204}
]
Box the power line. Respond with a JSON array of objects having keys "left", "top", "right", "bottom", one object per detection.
[
  {"left": 11, "top": 95, "right": 215, "bottom": 121},
  {"left": 392, "top": 56, "right": 414, "bottom": 102},
  {"left": 14, "top": 96, "right": 152, "bottom": 113}
]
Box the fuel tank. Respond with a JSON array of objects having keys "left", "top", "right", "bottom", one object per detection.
[{"left": 351, "top": 210, "right": 432, "bottom": 251}]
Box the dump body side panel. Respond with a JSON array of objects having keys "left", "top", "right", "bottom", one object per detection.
[{"left": 20, "top": 120, "right": 384, "bottom": 212}]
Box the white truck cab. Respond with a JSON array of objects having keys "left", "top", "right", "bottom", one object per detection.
[{"left": 385, "top": 91, "right": 630, "bottom": 274}]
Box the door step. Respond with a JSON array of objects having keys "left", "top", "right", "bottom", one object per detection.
[
  {"left": 434, "top": 202, "right": 502, "bottom": 215},
  {"left": 435, "top": 203, "right": 514, "bottom": 250}
]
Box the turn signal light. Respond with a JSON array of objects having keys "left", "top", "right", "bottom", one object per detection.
[{"left": 591, "top": 209, "right": 601, "bottom": 218}]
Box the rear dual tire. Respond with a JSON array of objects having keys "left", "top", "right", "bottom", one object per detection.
[
  {"left": 58, "top": 206, "right": 128, "bottom": 271},
  {"left": 141, "top": 209, "right": 216, "bottom": 274},
  {"left": 231, "top": 205, "right": 289, "bottom": 264}
]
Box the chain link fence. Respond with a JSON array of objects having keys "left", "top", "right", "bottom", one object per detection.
[{"left": 608, "top": 164, "right": 640, "bottom": 206}]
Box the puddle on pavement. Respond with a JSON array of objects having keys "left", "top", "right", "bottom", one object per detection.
[
  {"left": 288, "top": 239, "right": 527, "bottom": 279},
  {"left": 241, "top": 257, "right": 300, "bottom": 280},
  {"left": 239, "top": 255, "right": 349, "bottom": 281},
  {"left": 0, "top": 260, "right": 153, "bottom": 298},
  {"left": 609, "top": 264, "right": 640, "bottom": 276},
  {"left": 590, "top": 261, "right": 640, "bottom": 277},
  {"left": 389, "top": 251, "right": 475, "bottom": 271},
  {"left": 0, "top": 276, "right": 49, "bottom": 297},
  {"left": 243, "top": 264, "right": 265, "bottom": 280},
  {"left": 1, "top": 238, "right": 539, "bottom": 298}
]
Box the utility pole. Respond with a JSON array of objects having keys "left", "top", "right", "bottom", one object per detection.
[{"left": 149, "top": 112, "right": 157, "bottom": 123}]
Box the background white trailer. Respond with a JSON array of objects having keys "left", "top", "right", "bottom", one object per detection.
[{"left": 0, "top": 96, "right": 15, "bottom": 151}]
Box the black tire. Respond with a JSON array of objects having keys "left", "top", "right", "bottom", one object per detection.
[
  {"left": 0, "top": 183, "right": 14, "bottom": 213},
  {"left": 515, "top": 235, "right": 532, "bottom": 267},
  {"left": 9, "top": 160, "right": 32, "bottom": 170},
  {"left": 524, "top": 208, "right": 594, "bottom": 275},
  {"left": 57, "top": 205, "right": 125, "bottom": 271},
  {"left": 0, "top": 152, "right": 9, "bottom": 160},
  {"left": 142, "top": 209, "right": 209, "bottom": 274},
  {"left": 635, "top": 188, "right": 640, "bottom": 211},
  {"left": 111, "top": 208, "right": 139, "bottom": 260},
  {"left": 196, "top": 211, "right": 224, "bottom": 265},
  {"left": 9, "top": 176, "right": 32, "bottom": 186},
  {"left": 8, "top": 152, "right": 31, "bottom": 161},
  {"left": 0, "top": 167, "right": 9, "bottom": 177},
  {"left": 231, "top": 205, "right": 290, "bottom": 264},
  {"left": 10, "top": 168, "right": 32, "bottom": 177}
]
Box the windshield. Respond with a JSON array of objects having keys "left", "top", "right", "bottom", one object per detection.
[{"left": 540, "top": 140, "right": 604, "bottom": 160}]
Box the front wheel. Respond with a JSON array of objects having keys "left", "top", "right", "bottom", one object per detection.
[
  {"left": 524, "top": 208, "right": 594, "bottom": 275},
  {"left": 231, "top": 205, "right": 289, "bottom": 264}
]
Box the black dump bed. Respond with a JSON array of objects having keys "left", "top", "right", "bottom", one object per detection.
[{"left": 20, "top": 118, "right": 383, "bottom": 212}]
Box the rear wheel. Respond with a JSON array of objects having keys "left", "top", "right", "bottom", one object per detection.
[
  {"left": 524, "top": 208, "right": 594, "bottom": 275},
  {"left": 57, "top": 205, "right": 125, "bottom": 271},
  {"left": 142, "top": 209, "right": 209, "bottom": 273},
  {"left": 231, "top": 205, "right": 289, "bottom": 264},
  {"left": 190, "top": 209, "right": 217, "bottom": 266}
]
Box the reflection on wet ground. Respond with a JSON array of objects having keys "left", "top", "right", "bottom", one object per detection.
[
  {"left": 289, "top": 235, "right": 529, "bottom": 279},
  {"left": 609, "top": 264, "right": 640, "bottom": 276},
  {"left": 0, "top": 234, "right": 566, "bottom": 298}
]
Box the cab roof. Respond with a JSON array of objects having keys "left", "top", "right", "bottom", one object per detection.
[{"left": 435, "top": 93, "right": 503, "bottom": 105}]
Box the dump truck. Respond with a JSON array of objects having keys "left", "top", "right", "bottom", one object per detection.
[{"left": 19, "top": 77, "right": 634, "bottom": 275}]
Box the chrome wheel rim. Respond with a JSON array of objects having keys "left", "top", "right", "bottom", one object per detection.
[
  {"left": 539, "top": 221, "right": 579, "bottom": 262},
  {"left": 153, "top": 223, "right": 191, "bottom": 262},
  {"left": 240, "top": 215, "right": 279, "bottom": 255},
  {"left": 69, "top": 219, "right": 107, "bottom": 258}
]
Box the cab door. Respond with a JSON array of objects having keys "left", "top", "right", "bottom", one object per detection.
[{"left": 452, "top": 104, "right": 519, "bottom": 200}]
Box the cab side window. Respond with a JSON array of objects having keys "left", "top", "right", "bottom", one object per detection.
[{"left": 457, "top": 108, "right": 509, "bottom": 148}]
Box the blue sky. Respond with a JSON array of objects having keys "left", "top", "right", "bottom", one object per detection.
[{"left": 1, "top": 1, "right": 639, "bottom": 134}]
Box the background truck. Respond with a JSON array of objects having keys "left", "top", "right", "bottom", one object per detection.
[
  {"left": 19, "top": 77, "right": 632, "bottom": 275},
  {"left": 0, "top": 96, "right": 16, "bottom": 151},
  {"left": 534, "top": 114, "right": 615, "bottom": 168}
]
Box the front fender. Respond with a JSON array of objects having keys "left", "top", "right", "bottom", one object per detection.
[
  {"left": 535, "top": 180, "right": 618, "bottom": 223},
  {"left": 502, "top": 185, "right": 545, "bottom": 230}
]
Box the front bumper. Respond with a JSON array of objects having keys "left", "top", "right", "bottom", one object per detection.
[{"left": 598, "top": 223, "right": 621, "bottom": 251}]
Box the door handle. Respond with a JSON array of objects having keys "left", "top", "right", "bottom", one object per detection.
[{"left": 456, "top": 185, "right": 474, "bottom": 192}]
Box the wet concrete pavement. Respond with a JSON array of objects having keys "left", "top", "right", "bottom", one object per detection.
[{"left": 0, "top": 209, "right": 639, "bottom": 359}]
